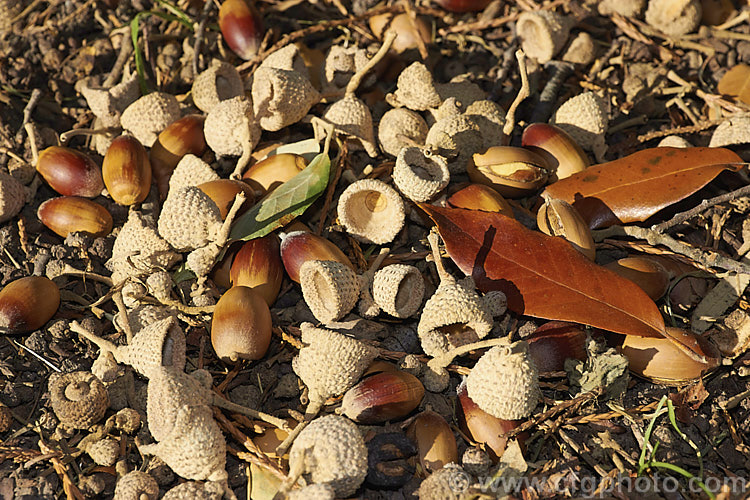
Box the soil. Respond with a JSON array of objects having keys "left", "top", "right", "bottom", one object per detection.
[{"left": 1, "top": 0, "right": 750, "bottom": 499}]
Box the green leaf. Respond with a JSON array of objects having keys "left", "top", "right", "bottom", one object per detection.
[{"left": 229, "top": 149, "right": 331, "bottom": 242}]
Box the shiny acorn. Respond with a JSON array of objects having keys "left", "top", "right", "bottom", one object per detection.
[
  {"left": 102, "top": 135, "right": 152, "bottom": 205},
  {"left": 522, "top": 123, "right": 589, "bottom": 181},
  {"left": 467, "top": 146, "right": 549, "bottom": 198},
  {"left": 219, "top": 0, "right": 264, "bottom": 61},
  {"left": 340, "top": 369, "right": 424, "bottom": 424},
  {"left": 150, "top": 115, "right": 207, "bottom": 199},
  {"left": 229, "top": 234, "right": 283, "bottom": 306},
  {"left": 368, "top": 13, "right": 431, "bottom": 54},
  {"left": 242, "top": 153, "right": 307, "bottom": 196},
  {"left": 432, "top": 0, "right": 493, "bottom": 12},
  {"left": 456, "top": 381, "right": 520, "bottom": 461},
  {"left": 280, "top": 231, "right": 354, "bottom": 283},
  {"left": 0, "top": 276, "right": 60, "bottom": 334},
  {"left": 197, "top": 179, "right": 255, "bottom": 219},
  {"left": 407, "top": 410, "right": 458, "bottom": 475},
  {"left": 38, "top": 196, "right": 113, "bottom": 238},
  {"left": 537, "top": 198, "right": 596, "bottom": 261},
  {"left": 36, "top": 146, "right": 104, "bottom": 198},
  {"left": 211, "top": 285, "right": 272, "bottom": 363},
  {"left": 446, "top": 183, "right": 514, "bottom": 217},
  {"left": 526, "top": 321, "right": 588, "bottom": 372},
  {"left": 603, "top": 257, "right": 671, "bottom": 301}
]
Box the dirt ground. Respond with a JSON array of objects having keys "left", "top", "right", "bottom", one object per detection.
[{"left": 1, "top": 0, "right": 750, "bottom": 499}]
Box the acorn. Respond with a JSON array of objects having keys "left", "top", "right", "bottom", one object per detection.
[
  {"left": 229, "top": 234, "right": 283, "bottom": 306},
  {"left": 467, "top": 146, "right": 549, "bottom": 198},
  {"left": 526, "top": 321, "right": 588, "bottom": 372},
  {"left": 211, "top": 241, "right": 241, "bottom": 289},
  {"left": 446, "top": 183, "right": 514, "bottom": 217},
  {"left": 368, "top": 12, "right": 431, "bottom": 54},
  {"left": 197, "top": 179, "right": 255, "bottom": 219},
  {"left": 38, "top": 196, "right": 113, "bottom": 238},
  {"left": 406, "top": 410, "right": 458, "bottom": 475},
  {"left": 102, "top": 134, "right": 152, "bottom": 205},
  {"left": 280, "top": 231, "right": 354, "bottom": 283},
  {"left": 603, "top": 257, "right": 671, "bottom": 301},
  {"left": 432, "top": 0, "right": 492, "bottom": 12},
  {"left": 522, "top": 123, "right": 589, "bottom": 181},
  {"left": 242, "top": 153, "right": 307, "bottom": 195},
  {"left": 211, "top": 286, "right": 272, "bottom": 363},
  {"left": 36, "top": 146, "right": 104, "bottom": 198},
  {"left": 219, "top": 0, "right": 264, "bottom": 61},
  {"left": 340, "top": 370, "right": 424, "bottom": 424},
  {"left": 150, "top": 115, "right": 207, "bottom": 199},
  {"left": 537, "top": 198, "right": 596, "bottom": 261},
  {"left": 0, "top": 276, "right": 60, "bottom": 334}
]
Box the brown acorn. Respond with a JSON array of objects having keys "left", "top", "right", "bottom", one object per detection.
[
  {"left": 38, "top": 197, "right": 113, "bottom": 238},
  {"left": 522, "top": 123, "right": 589, "bottom": 181},
  {"left": 197, "top": 179, "right": 255, "bottom": 219},
  {"left": 102, "top": 135, "right": 152, "bottom": 205},
  {"left": 150, "top": 115, "right": 207, "bottom": 199},
  {"left": 407, "top": 410, "right": 458, "bottom": 475},
  {"left": 36, "top": 146, "right": 104, "bottom": 198},
  {"left": 603, "top": 257, "right": 671, "bottom": 301},
  {"left": 242, "top": 153, "right": 307, "bottom": 196},
  {"left": 340, "top": 370, "right": 424, "bottom": 424},
  {"left": 526, "top": 321, "right": 588, "bottom": 372},
  {"left": 0, "top": 276, "right": 60, "bottom": 334},
  {"left": 446, "top": 183, "right": 514, "bottom": 217},
  {"left": 229, "top": 234, "right": 283, "bottom": 306},
  {"left": 211, "top": 286, "right": 272, "bottom": 363},
  {"left": 219, "top": 0, "right": 264, "bottom": 61},
  {"left": 433, "top": 0, "right": 492, "bottom": 12},
  {"left": 280, "top": 231, "right": 354, "bottom": 283}
]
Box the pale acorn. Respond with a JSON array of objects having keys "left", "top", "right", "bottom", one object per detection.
[
  {"left": 252, "top": 66, "right": 321, "bottom": 131},
  {"left": 372, "top": 264, "right": 425, "bottom": 318},
  {"left": 48, "top": 371, "right": 109, "bottom": 430},
  {"left": 465, "top": 341, "right": 540, "bottom": 420},
  {"left": 120, "top": 92, "right": 181, "bottom": 147},
  {"left": 337, "top": 179, "right": 405, "bottom": 244},
  {"left": 191, "top": 59, "right": 244, "bottom": 113},
  {"left": 392, "top": 147, "right": 450, "bottom": 203},
  {"left": 300, "top": 260, "right": 360, "bottom": 324}
]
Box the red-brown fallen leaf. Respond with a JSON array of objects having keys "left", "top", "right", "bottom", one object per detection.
[
  {"left": 421, "top": 205, "right": 667, "bottom": 339},
  {"left": 542, "top": 147, "right": 743, "bottom": 229}
]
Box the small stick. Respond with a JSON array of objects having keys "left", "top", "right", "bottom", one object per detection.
[
  {"left": 501, "top": 50, "right": 529, "bottom": 142},
  {"left": 103, "top": 39, "right": 133, "bottom": 88},
  {"left": 427, "top": 230, "right": 450, "bottom": 281},
  {"left": 192, "top": 0, "right": 215, "bottom": 76},
  {"left": 59, "top": 127, "right": 119, "bottom": 145},
  {"left": 345, "top": 31, "right": 396, "bottom": 95},
  {"left": 112, "top": 290, "right": 134, "bottom": 344},
  {"left": 15, "top": 89, "right": 43, "bottom": 145},
  {"left": 652, "top": 182, "right": 750, "bottom": 233}
]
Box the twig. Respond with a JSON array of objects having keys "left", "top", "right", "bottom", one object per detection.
[
  {"left": 652, "top": 183, "right": 750, "bottom": 233},
  {"left": 192, "top": 0, "right": 214, "bottom": 76},
  {"left": 102, "top": 38, "right": 133, "bottom": 88},
  {"left": 345, "top": 31, "right": 396, "bottom": 95},
  {"left": 501, "top": 50, "right": 529, "bottom": 141},
  {"left": 592, "top": 225, "right": 750, "bottom": 275},
  {"left": 15, "top": 89, "right": 43, "bottom": 146}
]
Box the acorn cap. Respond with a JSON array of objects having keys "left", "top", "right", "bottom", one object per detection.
[
  {"left": 106, "top": 407, "right": 142, "bottom": 434},
  {"left": 425, "top": 111, "right": 484, "bottom": 174},
  {"left": 322, "top": 45, "right": 371, "bottom": 92},
  {"left": 48, "top": 371, "right": 109, "bottom": 430},
  {"left": 147, "top": 367, "right": 213, "bottom": 441},
  {"left": 465, "top": 100, "right": 506, "bottom": 147},
  {"left": 113, "top": 471, "right": 159, "bottom": 500},
  {"left": 387, "top": 62, "right": 442, "bottom": 111},
  {"left": 377, "top": 108, "right": 429, "bottom": 157},
  {"left": 168, "top": 154, "right": 220, "bottom": 194},
  {"left": 0, "top": 172, "right": 25, "bottom": 223},
  {"left": 158, "top": 186, "right": 223, "bottom": 251},
  {"left": 300, "top": 260, "right": 360, "bottom": 324},
  {"left": 106, "top": 210, "right": 180, "bottom": 284},
  {"left": 482, "top": 290, "right": 507, "bottom": 318},
  {"left": 392, "top": 147, "right": 450, "bottom": 203},
  {"left": 550, "top": 91, "right": 608, "bottom": 152},
  {"left": 257, "top": 43, "right": 309, "bottom": 78},
  {"left": 417, "top": 277, "right": 494, "bottom": 358},
  {"left": 598, "top": 0, "right": 645, "bottom": 16},
  {"left": 122, "top": 304, "right": 175, "bottom": 334},
  {"left": 562, "top": 32, "right": 597, "bottom": 66},
  {"left": 465, "top": 341, "right": 540, "bottom": 420},
  {"left": 120, "top": 92, "right": 181, "bottom": 147},
  {"left": 516, "top": 10, "right": 574, "bottom": 63},
  {"left": 709, "top": 114, "right": 750, "bottom": 148},
  {"left": 204, "top": 96, "right": 260, "bottom": 157},
  {"left": 162, "top": 481, "right": 224, "bottom": 500},
  {"left": 322, "top": 95, "right": 378, "bottom": 157},
  {"left": 115, "top": 316, "right": 186, "bottom": 379},
  {"left": 372, "top": 264, "right": 425, "bottom": 318},
  {"left": 139, "top": 404, "right": 227, "bottom": 482},
  {"left": 191, "top": 59, "right": 245, "bottom": 114},
  {"left": 292, "top": 323, "right": 378, "bottom": 416},
  {"left": 252, "top": 67, "right": 321, "bottom": 132},
  {"left": 435, "top": 80, "right": 487, "bottom": 107},
  {"left": 288, "top": 415, "right": 367, "bottom": 497},
  {"left": 645, "top": 0, "right": 701, "bottom": 36},
  {"left": 87, "top": 437, "right": 120, "bottom": 467},
  {"left": 337, "top": 178, "right": 405, "bottom": 244},
  {"left": 145, "top": 270, "right": 174, "bottom": 302},
  {"left": 288, "top": 484, "right": 335, "bottom": 500},
  {"left": 77, "top": 72, "right": 139, "bottom": 124},
  {"left": 416, "top": 463, "right": 466, "bottom": 500}
]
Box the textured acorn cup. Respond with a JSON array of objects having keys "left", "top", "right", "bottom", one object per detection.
[
  {"left": 280, "top": 231, "right": 354, "bottom": 283},
  {"left": 38, "top": 196, "right": 113, "bottom": 238},
  {"left": 102, "top": 135, "right": 152, "bottom": 205},
  {"left": 603, "top": 257, "right": 671, "bottom": 301},
  {"left": 407, "top": 410, "right": 458, "bottom": 475},
  {"left": 340, "top": 370, "right": 424, "bottom": 424},
  {"left": 522, "top": 123, "right": 589, "bottom": 181},
  {"left": 36, "top": 146, "right": 104, "bottom": 198},
  {"left": 48, "top": 371, "right": 109, "bottom": 430},
  {"left": 467, "top": 146, "right": 549, "bottom": 198},
  {"left": 197, "top": 179, "right": 255, "bottom": 219},
  {"left": 229, "top": 234, "right": 283, "bottom": 306},
  {"left": 219, "top": 0, "right": 264, "bottom": 60},
  {"left": 299, "top": 260, "right": 360, "bottom": 324},
  {"left": 211, "top": 286, "right": 272, "bottom": 363},
  {"left": 242, "top": 153, "right": 307, "bottom": 195},
  {"left": 337, "top": 179, "right": 405, "bottom": 244},
  {"left": 456, "top": 381, "right": 519, "bottom": 461},
  {"left": 0, "top": 276, "right": 60, "bottom": 334},
  {"left": 150, "top": 114, "right": 207, "bottom": 199},
  {"left": 617, "top": 327, "right": 720, "bottom": 384},
  {"left": 446, "top": 183, "right": 514, "bottom": 217}
]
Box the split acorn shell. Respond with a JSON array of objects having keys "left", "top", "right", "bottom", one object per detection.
[
  {"left": 467, "top": 146, "right": 549, "bottom": 198},
  {"left": 36, "top": 146, "right": 104, "bottom": 198},
  {"left": 211, "top": 286, "right": 272, "bottom": 363},
  {"left": 0, "top": 276, "right": 60, "bottom": 334},
  {"left": 102, "top": 135, "right": 152, "bottom": 205},
  {"left": 522, "top": 123, "right": 589, "bottom": 181},
  {"left": 38, "top": 196, "right": 113, "bottom": 238}
]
